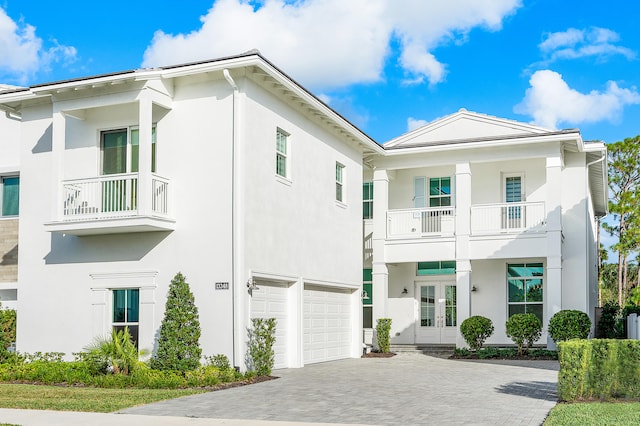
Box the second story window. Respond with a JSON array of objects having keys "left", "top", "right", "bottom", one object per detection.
[
  {"left": 336, "top": 162, "right": 345, "bottom": 203},
  {"left": 429, "top": 177, "right": 451, "bottom": 207},
  {"left": 0, "top": 176, "right": 19, "bottom": 217},
  {"left": 276, "top": 128, "right": 289, "bottom": 178},
  {"left": 363, "top": 182, "right": 373, "bottom": 219},
  {"left": 101, "top": 127, "right": 156, "bottom": 175}
]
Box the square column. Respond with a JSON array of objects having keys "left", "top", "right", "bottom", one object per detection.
[
  {"left": 51, "top": 110, "right": 66, "bottom": 221},
  {"left": 455, "top": 163, "right": 472, "bottom": 347},
  {"left": 371, "top": 169, "right": 390, "bottom": 320},
  {"left": 137, "top": 94, "right": 153, "bottom": 215},
  {"left": 546, "top": 154, "right": 563, "bottom": 348}
]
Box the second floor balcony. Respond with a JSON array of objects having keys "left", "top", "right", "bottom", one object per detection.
[
  {"left": 386, "top": 201, "right": 546, "bottom": 239},
  {"left": 44, "top": 172, "right": 175, "bottom": 236}
]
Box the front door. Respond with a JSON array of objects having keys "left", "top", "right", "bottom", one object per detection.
[{"left": 415, "top": 282, "right": 457, "bottom": 344}]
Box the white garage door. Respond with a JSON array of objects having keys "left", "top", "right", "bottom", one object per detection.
[
  {"left": 250, "top": 281, "right": 289, "bottom": 369},
  {"left": 303, "top": 285, "right": 352, "bottom": 364}
]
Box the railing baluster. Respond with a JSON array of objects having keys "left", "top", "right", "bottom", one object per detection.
[{"left": 60, "top": 173, "right": 170, "bottom": 221}]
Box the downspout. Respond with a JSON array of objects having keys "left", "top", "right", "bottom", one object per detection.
[{"left": 223, "top": 69, "right": 240, "bottom": 369}]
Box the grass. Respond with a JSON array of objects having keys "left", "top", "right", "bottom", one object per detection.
[
  {"left": 544, "top": 402, "right": 640, "bottom": 425},
  {"left": 0, "top": 383, "right": 206, "bottom": 412}
]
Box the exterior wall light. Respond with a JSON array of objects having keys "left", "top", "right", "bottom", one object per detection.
[
  {"left": 402, "top": 287, "right": 408, "bottom": 294},
  {"left": 246, "top": 279, "right": 259, "bottom": 291}
]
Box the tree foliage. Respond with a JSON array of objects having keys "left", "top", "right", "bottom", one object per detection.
[
  {"left": 150, "top": 272, "right": 202, "bottom": 372},
  {"left": 603, "top": 136, "right": 640, "bottom": 306}
]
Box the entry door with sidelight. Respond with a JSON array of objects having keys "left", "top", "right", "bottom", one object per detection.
[{"left": 415, "top": 282, "right": 457, "bottom": 344}]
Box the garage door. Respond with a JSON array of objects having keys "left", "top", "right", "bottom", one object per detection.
[
  {"left": 250, "top": 281, "right": 288, "bottom": 369},
  {"left": 303, "top": 285, "right": 352, "bottom": 364}
]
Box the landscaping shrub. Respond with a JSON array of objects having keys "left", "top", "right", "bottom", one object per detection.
[
  {"left": 558, "top": 339, "right": 640, "bottom": 401},
  {"left": 598, "top": 301, "right": 622, "bottom": 338},
  {"left": 505, "top": 313, "right": 542, "bottom": 355},
  {"left": 548, "top": 310, "right": 591, "bottom": 343},
  {"left": 151, "top": 272, "right": 202, "bottom": 372},
  {"left": 376, "top": 318, "right": 392, "bottom": 353},
  {"left": 248, "top": 317, "right": 276, "bottom": 376},
  {"left": 460, "top": 316, "right": 494, "bottom": 350},
  {"left": 0, "top": 306, "right": 16, "bottom": 362},
  {"left": 83, "top": 327, "right": 141, "bottom": 375}
]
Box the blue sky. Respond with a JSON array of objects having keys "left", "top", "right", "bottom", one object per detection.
[{"left": 1, "top": 0, "right": 639, "bottom": 146}]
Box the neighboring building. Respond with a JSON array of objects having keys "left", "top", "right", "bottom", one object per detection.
[
  {"left": 0, "top": 52, "right": 382, "bottom": 369},
  {"left": 0, "top": 85, "right": 21, "bottom": 311},
  {"left": 363, "top": 109, "right": 607, "bottom": 347}
]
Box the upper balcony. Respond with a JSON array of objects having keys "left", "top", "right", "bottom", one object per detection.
[
  {"left": 386, "top": 201, "right": 545, "bottom": 239},
  {"left": 44, "top": 172, "right": 175, "bottom": 236}
]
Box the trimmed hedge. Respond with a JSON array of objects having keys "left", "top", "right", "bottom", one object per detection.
[
  {"left": 558, "top": 339, "right": 640, "bottom": 401},
  {"left": 548, "top": 310, "right": 591, "bottom": 342},
  {"left": 376, "top": 318, "right": 392, "bottom": 353},
  {"left": 460, "top": 316, "right": 494, "bottom": 350},
  {"left": 0, "top": 360, "right": 244, "bottom": 389}
]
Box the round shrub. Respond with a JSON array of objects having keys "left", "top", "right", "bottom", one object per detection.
[
  {"left": 505, "top": 313, "right": 542, "bottom": 355},
  {"left": 460, "top": 316, "right": 494, "bottom": 350},
  {"left": 548, "top": 310, "right": 591, "bottom": 342}
]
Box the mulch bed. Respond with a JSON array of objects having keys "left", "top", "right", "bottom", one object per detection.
[
  {"left": 449, "top": 354, "right": 558, "bottom": 361},
  {"left": 361, "top": 351, "right": 396, "bottom": 358}
]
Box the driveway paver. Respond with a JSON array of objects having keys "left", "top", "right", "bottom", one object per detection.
[{"left": 123, "top": 353, "right": 559, "bottom": 425}]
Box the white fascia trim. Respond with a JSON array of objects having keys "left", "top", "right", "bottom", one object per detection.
[{"left": 382, "top": 132, "right": 581, "bottom": 156}]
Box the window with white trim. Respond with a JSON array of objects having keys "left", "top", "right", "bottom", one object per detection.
[
  {"left": 0, "top": 176, "right": 19, "bottom": 217},
  {"left": 363, "top": 182, "right": 373, "bottom": 219},
  {"left": 101, "top": 126, "right": 156, "bottom": 175},
  {"left": 112, "top": 288, "right": 140, "bottom": 347},
  {"left": 336, "top": 162, "right": 345, "bottom": 202},
  {"left": 429, "top": 177, "right": 451, "bottom": 207},
  {"left": 363, "top": 269, "right": 373, "bottom": 328},
  {"left": 276, "top": 128, "right": 289, "bottom": 178},
  {"left": 507, "top": 263, "right": 543, "bottom": 323}
]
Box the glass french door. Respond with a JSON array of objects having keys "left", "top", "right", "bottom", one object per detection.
[{"left": 415, "top": 282, "right": 457, "bottom": 344}]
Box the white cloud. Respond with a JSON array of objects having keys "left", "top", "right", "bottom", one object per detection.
[
  {"left": 142, "top": 0, "right": 521, "bottom": 90},
  {"left": 515, "top": 70, "right": 640, "bottom": 130},
  {"left": 407, "top": 117, "right": 428, "bottom": 131},
  {"left": 0, "top": 7, "right": 76, "bottom": 84},
  {"left": 538, "top": 27, "right": 635, "bottom": 63}
]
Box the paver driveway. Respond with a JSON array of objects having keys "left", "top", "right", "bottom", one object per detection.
[{"left": 123, "top": 353, "right": 559, "bottom": 425}]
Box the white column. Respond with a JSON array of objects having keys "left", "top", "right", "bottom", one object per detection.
[
  {"left": 455, "top": 163, "right": 472, "bottom": 347},
  {"left": 138, "top": 94, "right": 153, "bottom": 215},
  {"left": 546, "top": 155, "right": 563, "bottom": 348},
  {"left": 51, "top": 110, "right": 66, "bottom": 220},
  {"left": 372, "top": 169, "right": 390, "bottom": 320}
]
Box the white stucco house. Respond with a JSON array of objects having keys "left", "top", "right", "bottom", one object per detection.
[
  {"left": 0, "top": 52, "right": 382, "bottom": 369},
  {"left": 362, "top": 110, "right": 607, "bottom": 348},
  {"left": 0, "top": 52, "right": 607, "bottom": 367}
]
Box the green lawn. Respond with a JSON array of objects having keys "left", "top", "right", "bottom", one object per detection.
[
  {"left": 544, "top": 402, "right": 640, "bottom": 425},
  {"left": 0, "top": 383, "right": 206, "bottom": 412}
]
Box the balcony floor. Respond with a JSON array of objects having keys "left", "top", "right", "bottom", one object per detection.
[{"left": 44, "top": 215, "right": 175, "bottom": 236}]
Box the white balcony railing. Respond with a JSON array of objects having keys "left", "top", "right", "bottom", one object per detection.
[
  {"left": 61, "top": 173, "right": 170, "bottom": 220},
  {"left": 387, "top": 207, "right": 455, "bottom": 238},
  {"left": 470, "top": 201, "right": 545, "bottom": 234}
]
